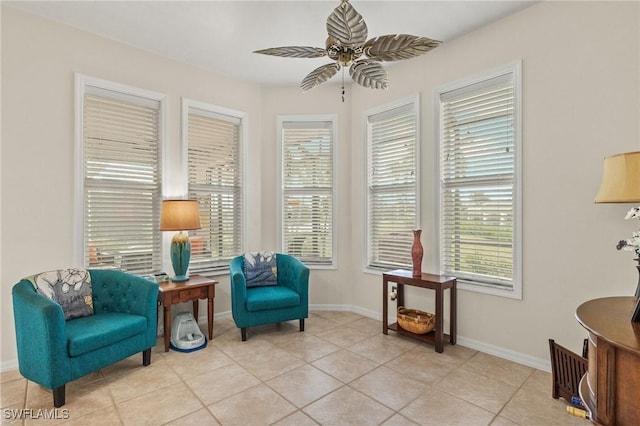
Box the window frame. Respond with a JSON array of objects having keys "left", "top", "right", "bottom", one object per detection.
[
  {"left": 363, "top": 95, "right": 421, "bottom": 274},
  {"left": 434, "top": 61, "right": 523, "bottom": 299},
  {"left": 277, "top": 114, "right": 338, "bottom": 269},
  {"left": 181, "top": 98, "right": 247, "bottom": 276},
  {"left": 74, "top": 73, "right": 167, "bottom": 273}
]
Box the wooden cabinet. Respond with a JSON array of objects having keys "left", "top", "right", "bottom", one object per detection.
[{"left": 576, "top": 297, "right": 640, "bottom": 425}]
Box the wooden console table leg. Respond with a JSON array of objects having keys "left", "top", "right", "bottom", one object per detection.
[
  {"left": 382, "top": 278, "right": 389, "bottom": 335},
  {"left": 193, "top": 300, "right": 199, "bottom": 322},
  {"left": 208, "top": 295, "right": 214, "bottom": 340},
  {"left": 435, "top": 287, "right": 444, "bottom": 353},
  {"left": 450, "top": 282, "right": 457, "bottom": 345}
]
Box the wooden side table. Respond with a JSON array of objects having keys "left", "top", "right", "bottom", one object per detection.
[
  {"left": 158, "top": 275, "right": 217, "bottom": 352},
  {"left": 576, "top": 297, "right": 640, "bottom": 425},
  {"left": 382, "top": 269, "right": 456, "bottom": 353}
]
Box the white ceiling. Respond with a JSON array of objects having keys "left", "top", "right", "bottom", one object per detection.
[{"left": 6, "top": 0, "right": 537, "bottom": 87}]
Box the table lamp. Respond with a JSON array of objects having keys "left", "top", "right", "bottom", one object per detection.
[
  {"left": 595, "top": 151, "right": 640, "bottom": 303},
  {"left": 160, "top": 199, "right": 201, "bottom": 282},
  {"left": 595, "top": 151, "right": 640, "bottom": 203}
]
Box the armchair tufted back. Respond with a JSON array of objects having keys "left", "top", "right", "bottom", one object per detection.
[
  {"left": 276, "top": 253, "right": 310, "bottom": 288},
  {"left": 89, "top": 269, "right": 156, "bottom": 316}
]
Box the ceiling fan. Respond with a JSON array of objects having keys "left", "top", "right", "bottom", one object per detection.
[{"left": 254, "top": 0, "right": 441, "bottom": 94}]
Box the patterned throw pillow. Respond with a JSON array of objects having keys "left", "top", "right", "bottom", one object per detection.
[
  {"left": 243, "top": 251, "right": 277, "bottom": 287},
  {"left": 26, "top": 269, "right": 94, "bottom": 320}
]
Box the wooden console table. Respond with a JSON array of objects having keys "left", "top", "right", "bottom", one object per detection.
[
  {"left": 576, "top": 297, "right": 640, "bottom": 425},
  {"left": 158, "top": 275, "right": 217, "bottom": 352},
  {"left": 382, "top": 269, "right": 456, "bottom": 352}
]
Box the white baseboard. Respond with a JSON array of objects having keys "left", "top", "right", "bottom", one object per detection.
[
  {"left": 1, "top": 305, "right": 550, "bottom": 373},
  {"left": 343, "top": 305, "right": 382, "bottom": 321},
  {"left": 213, "top": 310, "right": 233, "bottom": 320},
  {"left": 1, "top": 359, "right": 18, "bottom": 373},
  {"left": 454, "top": 335, "right": 550, "bottom": 372},
  {"left": 307, "top": 305, "right": 551, "bottom": 371},
  {"left": 307, "top": 305, "right": 550, "bottom": 372},
  {"left": 309, "top": 303, "right": 352, "bottom": 312}
]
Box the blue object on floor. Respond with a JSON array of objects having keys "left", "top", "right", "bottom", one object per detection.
[
  {"left": 170, "top": 312, "right": 206, "bottom": 352},
  {"left": 169, "top": 337, "right": 207, "bottom": 353}
]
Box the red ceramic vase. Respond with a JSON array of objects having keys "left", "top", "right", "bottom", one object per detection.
[{"left": 412, "top": 229, "right": 423, "bottom": 277}]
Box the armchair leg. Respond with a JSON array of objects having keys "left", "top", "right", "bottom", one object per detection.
[
  {"left": 241, "top": 328, "right": 247, "bottom": 341},
  {"left": 53, "top": 385, "right": 65, "bottom": 407},
  {"left": 299, "top": 318, "right": 305, "bottom": 332},
  {"left": 142, "top": 348, "right": 151, "bottom": 366}
]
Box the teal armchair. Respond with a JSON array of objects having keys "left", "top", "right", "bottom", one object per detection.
[
  {"left": 230, "top": 253, "right": 309, "bottom": 341},
  {"left": 12, "top": 269, "right": 158, "bottom": 407}
]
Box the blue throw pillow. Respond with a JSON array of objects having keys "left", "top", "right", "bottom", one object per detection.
[
  {"left": 26, "top": 269, "right": 94, "bottom": 320},
  {"left": 244, "top": 251, "right": 277, "bottom": 287}
]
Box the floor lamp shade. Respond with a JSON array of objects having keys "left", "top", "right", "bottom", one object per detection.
[
  {"left": 160, "top": 200, "right": 201, "bottom": 282},
  {"left": 595, "top": 151, "right": 640, "bottom": 203}
]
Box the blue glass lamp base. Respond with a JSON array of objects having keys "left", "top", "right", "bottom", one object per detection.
[
  {"left": 170, "top": 233, "right": 191, "bottom": 282},
  {"left": 172, "top": 275, "right": 190, "bottom": 282}
]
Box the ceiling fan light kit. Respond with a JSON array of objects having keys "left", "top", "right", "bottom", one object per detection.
[{"left": 254, "top": 0, "right": 441, "bottom": 95}]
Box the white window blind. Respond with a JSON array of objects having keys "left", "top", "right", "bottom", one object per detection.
[
  {"left": 438, "top": 66, "right": 521, "bottom": 296},
  {"left": 366, "top": 100, "right": 418, "bottom": 270},
  {"left": 81, "top": 84, "right": 162, "bottom": 275},
  {"left": 280, "top": 118, "right": 335, "bottom": 265},
  {"left": 186, "top": 105, "right": 243, "bottom": 274}
]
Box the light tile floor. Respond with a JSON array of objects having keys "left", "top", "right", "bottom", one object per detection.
[{"left": 1, "top": 311, "right": 586, "bottom": 426}]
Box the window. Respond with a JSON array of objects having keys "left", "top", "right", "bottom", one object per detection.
[
  {"left": 278, "top": 116, "right": 336, "bottom": 266},
  {"left": 436, "top": 62, "right": 522, "bottom": 298},
  {"left": 75, "top": 75, "right": 165, "bottom": 275},
  {"left": 184, "top": 99, "right": 245, "bottom": 274},
  {"left": 365, "top": 96, "right": 419, "bottom": 271}
]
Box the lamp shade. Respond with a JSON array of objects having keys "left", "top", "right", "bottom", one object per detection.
[
  {"left": 595, "top": 151, "right": 640, "bottom": 203},
  {"left": 160, "top": 200, "right": 201, "bottom": 231}
]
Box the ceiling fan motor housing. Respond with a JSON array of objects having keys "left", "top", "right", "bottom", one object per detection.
[{"left": 326, "top": 37, "right": 363, "bottom": 66}]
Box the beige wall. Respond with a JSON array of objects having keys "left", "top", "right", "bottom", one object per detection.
[
  {"left": 348, "top": 0, "right": 640, "bottom": 366},
  {"left": 0, "top": 6, "right": 269, "bottom": 366},
  {"left": 260, "top": 85, "right": 354, "bottom": 308},
  {"left": 2, "top": 1, "right": 639, "bottom": 370}
]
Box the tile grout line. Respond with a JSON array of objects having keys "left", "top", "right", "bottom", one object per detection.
[
  {"left": 6, "top": 314, "right": 570, "bottom": 426},
  {"left": 490, "top": 367, "right": 538, "bottom": 425}
]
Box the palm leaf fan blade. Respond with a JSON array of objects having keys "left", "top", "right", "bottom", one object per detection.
[
  {"left": 301, "top": 63, "right": 341, "bottom": 91},
  {"left": 326, "top": 0, "right": 368, "bottom": 46},
  {"left": 363, "top": 35, "right": 441, "bottom": 61},
  {"left": 349, "top": 60, "right": 388, "bottom": 90},
  {"left": 253, "top": 46, "right": 327, "bottom": 58}
]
